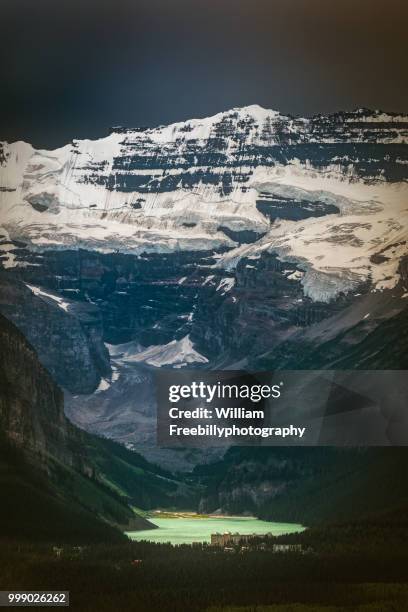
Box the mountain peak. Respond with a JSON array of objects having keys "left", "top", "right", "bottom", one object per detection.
[
  {"left": 231, "top": 104, "right": 281, "bottom": 121},
  {"left": 232, "top": 103, "right": 267, "bottom": 113}
]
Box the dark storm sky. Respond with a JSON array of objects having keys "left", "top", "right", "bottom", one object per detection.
[{"left": 2, "top": 0, "right": 408, "bottom": 148}]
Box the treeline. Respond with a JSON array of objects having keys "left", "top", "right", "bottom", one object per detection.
[
  {"left": 2, "top": 518, "right": 408, "bottom": 612},
  {"left": 194, "top": 447, "right": 408, "bottom": 526}
]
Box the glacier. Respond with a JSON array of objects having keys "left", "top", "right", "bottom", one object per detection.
[{"left": 1, "top": 104, "right": 407, "bottom": 302}]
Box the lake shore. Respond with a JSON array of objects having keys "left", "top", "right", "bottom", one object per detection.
[{"left": 148, "top": 510, "right": 257, "bottom": 520}]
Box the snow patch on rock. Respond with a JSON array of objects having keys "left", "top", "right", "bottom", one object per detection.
[
  {"left": 107, "top": 335, "right": 208, "bottom": 368},
  {"left": 216, "top": 277, "right": 236, "bottom": 293},
  {"left": 26, "top": 284, "right": 71, "bottom": 311}
]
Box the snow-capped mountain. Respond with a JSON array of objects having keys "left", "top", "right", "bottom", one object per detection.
[
  {"left": 0, "top": 105, "right": 407, "bottom": 462},
  {"left": 1, "top": 104, "right": 407, "bottom": 300}
]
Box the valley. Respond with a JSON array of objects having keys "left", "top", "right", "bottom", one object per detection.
[
  {"left": 0, "top": 104, "right": 407, "bottom": 530},
  {"left": 2, "top": 0, "right": 408, "bottom": 603}
]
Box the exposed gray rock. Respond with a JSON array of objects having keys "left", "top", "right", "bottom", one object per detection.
[{"left": 0, "top": 272, "right": 110, "bottom": 393}]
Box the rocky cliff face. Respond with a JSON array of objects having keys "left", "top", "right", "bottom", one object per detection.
[
  {"left": 190, "top": 251, "right": 408, "bottom": 368},
  {"left": 0, "top": 272, "right": 110, "bottom": 393},
  {"left": 189, "top": 251, "right": 356, "bottom": 364},
  {"left": 0, "top": 311, "right": 85, "bottom": 468}
]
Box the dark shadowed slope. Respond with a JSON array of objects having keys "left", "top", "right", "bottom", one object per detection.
[
  {"left": 0, "top": 313, "right": 187, "bottom": 543},
  {"left": 195, "top": 446, "right": 408, "bottom": 526}
]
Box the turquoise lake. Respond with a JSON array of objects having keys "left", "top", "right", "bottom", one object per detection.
[{"left": 127, "top": 516, "right": 304, "bottom": 545}]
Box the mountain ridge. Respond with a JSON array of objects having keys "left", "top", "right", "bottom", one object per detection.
[{"left": 1, "top": 103, "right": 407, "bottom": 303}]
